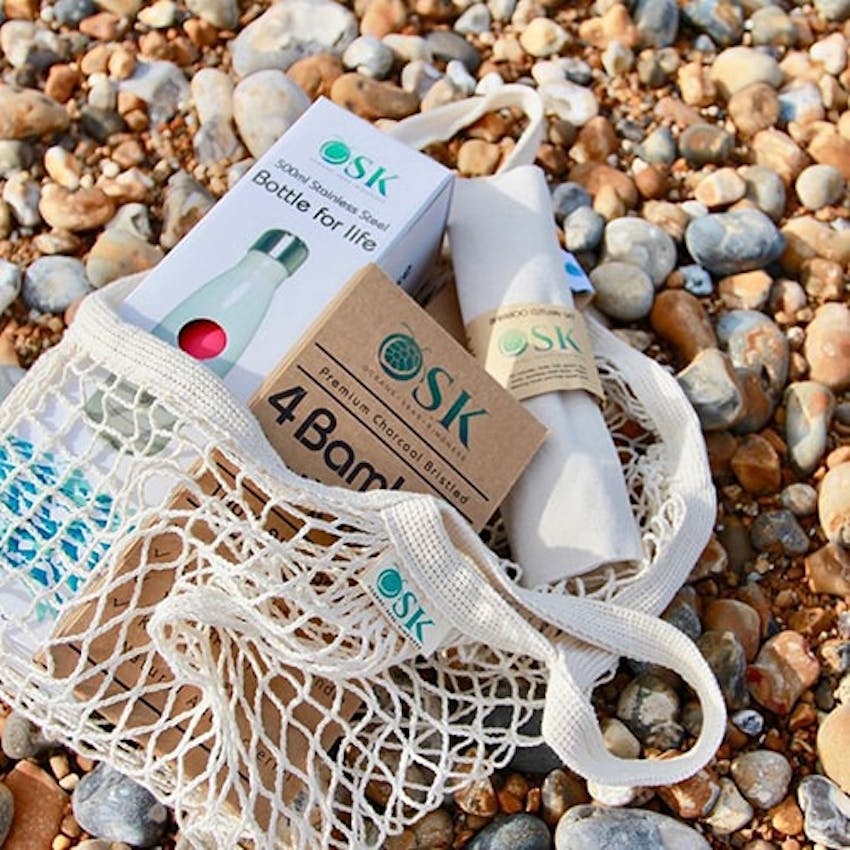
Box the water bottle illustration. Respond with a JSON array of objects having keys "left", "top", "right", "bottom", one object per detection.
[{"left": 151, "top": 229, "right": 309, "bottom": 377}]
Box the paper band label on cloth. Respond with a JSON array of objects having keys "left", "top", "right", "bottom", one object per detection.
[
  {"left": 360, "top": 553, "right": 452, "bottom": 656},
  {"left": 465, "top": 303, "right": 605, "bottom": 402}
]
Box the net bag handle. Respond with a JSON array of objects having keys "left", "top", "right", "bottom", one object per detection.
[
  {"left": 386, "top": 83, "right": 545, "bottom": 172},
  {"left": 383, "top": 497, "right": 727, "bottom": 789}
]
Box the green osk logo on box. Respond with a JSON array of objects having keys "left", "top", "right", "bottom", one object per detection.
[
  {"left": 318, "top": 139, "right": 398, "bottom": 197},
  {"left": 377, "top": 327, "right": 488, "bottom": 449}
]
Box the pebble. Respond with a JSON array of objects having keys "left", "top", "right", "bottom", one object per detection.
[
  {"left": 39, "top": 184, "right": 114, "bottom": 233},
  {"left": 650, "top": 289, "right": 718, "bottom": 363},
  {"left": 753, "top": 129, "right": 812, "bottom": 187},
  {"left": 633, "top": 0, "right": 679, "bottom": 47},
  {"left": 85, "top": 228, "right": 163, "bottom": 288},
  {"left": 193, "top": 118, "right": 242, "bottom": 164},
  {"left": 23, "top": 256, "right": 91, "bottom": 312},
  {"left": 747, "top": 630, "right": 820, "bottom": 713},
  {"left": 803, "top": 303, "right": 850, "bottom": 391},
  {"left": 682, "top": 0, "right": 743, "bottom": 46},
  {"left": 538, "top": 81, "right": 599, "bottom": 128},
  {"left": 330, "top": 72, "right": 418, "bottom": 119},
  {"left": 782, "top": 482, "right": 819, "bottom": 516},
  {"left": 1, "top": 711, "right": 48, "bottom": 759},
  {"left": 343, "top": 36, "right": 394, "bottom": 78},
  {"left": 4, "top": 761, "right": 67, "bottom": 850},
  {"left": 186, "top": 0, "right": 239, "bottom": 30},
  {"left": 730, "top": 750, "right": 793, "bottom": 809},
  {"left": 616, "top": 672, "right": 684, "bottom": 749},
  {"left": 802, "top": 257, "right": 845, "bottom": 302},
  {"left": 519, "top": 17, "right": 569, "bottom": 57},
  {"left": 552, "top": 182, "right": 592, "bottom": 223},
  {"left": 287, "top": 53, "right": 345, "bottom": 100},
  {"left": 784, "top": 381, "right": 835, "bottom": 475},
  {"left": 750, "top": 5, "right": 796, "bottom": 46},
  {"left": 717, "top": 270, "right": 772, "bottom": 309},
  {"left": 677, "top": 348, "right": 745, "bottom": 429},
  {"left": 728, "top": 83, "right": 781, "bottom": 138},
  {"left": 0, "top": 260, "right": 21, "bottom": 314},
  {"left": 0, "top": 782, "right": 11, "bottom": 846},
  {"left": 710, "top": 46, "right": 783, "bottom": 98},
  {"left": 0, "top": 85, "right": 69, "bottom": 140},
  {"left": 410, "top": 809, "right": 453, "bottom": 848},
  {"left": 678, "top": 264, "right": 714, "bottom": 296},
  {"left": 778, "top": 80, "right": 825, "bottom": 126},
  {"left": 556, "top": 805, "right": 711, "bottom": 849},
  {"left": 569, "top": 162, "right": 637, "bottom": 207},
  {"left": 600, "top": 216, "right": 676, "bottom": 285},
  {"left": 798, "top": 775, "right": 850, "bottom": 848},
  {"left": 53, "top": 0, "right": 96, "bottom": 25},
  {"left": 465, "top": 814, "right": 550, "bottom": 850},
  {"left": 731, "top": 434, "right": 781, "bottom": 495},
  {"left": 3, "top": 172, "right": 41, "bottom": 227},
  {"left": 638, "top": 126, "right": 676, "bottom": 164},
  {"left": 810, "top": 32, "right": 848, "bottom": 75},
  {"left": 819, "top": 462, "right": 850, "bottom": 547},
  {"left": 716, "top": 310, "right": 789, "bottom": 399},
  {"left": 72, "top": 765, "right": 168, "bottom": 847},
  {"left": 601, "top": 717, "right": 642, "bottom": 758},
  {"left": 601, "top": 41, "right": 634, "bottom": 76},
  {"left": 814, "top": 0, "right": 850, "bottom": 22},
  {"left": 817, "top": 705, "right": 850, "bottom": 793},
  {"left": 806, "top": 542, "right": 850, "bottom": 594},
  {"left": 698, "top": 629, "right": 750, "bottom": 709},
  {"left": 782, "top": 216, "right": 850, "bottom": 272},
  {"left": 589, "top": 262, "right": 655, "bottom": 321},
  {"left": 679, "top": 123, "right": 734, "bottom": 166},
  {"left": 540, "top": 769, "right": 587, "bottom": 826},
  {"left": 190, "top": 67, "right": 234, "bottom": 126},
  {"left": 577, "top": 4, "right": 639, "bottom": 49},
  {"left": 738, "top": 165, "right": 786, "bottom": 222},
  {"left": 0, "top": 140, "right": 32, "bottom": 177},
  {"left": 159, "top": 170, "right": 214, "bottom": 250},
  {"left": 731, "top": 708, "right": 764, "bottom": 736},
  {"left": 705, "top": 777, "right": 755, "bottom": 835},
  {"left": 685, "top": 209, "right": 786, "bottom": 276},
  {"left": 119, "top": 60, "right": 191, "bottom": 127},
  {"left": 425, "top": 30, "right": 481, "bottom": 71},
  {"left": 695, "top": 169, "right": 747, "bottom": 208},
  {"left": 232, "top": 70, "right": 310, "bottom": 158},
  {"left": 749, "top": 508, "right": 810, "bottom": 556},
  {"left": 563, "top": 205, "right": 604, "bottom": 251},
  {"left": 455, "top": 776, "right": 497, "bottom": 817},
  {"left": 229, "top": 0, "right": 358, "bottom": 77}
]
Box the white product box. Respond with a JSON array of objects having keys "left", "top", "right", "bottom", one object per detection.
[{"left": 120, "top": 97, "right": 454, "bottom": 402}]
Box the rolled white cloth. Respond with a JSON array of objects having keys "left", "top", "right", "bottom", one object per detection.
[{"left": 448, "top": 164, "right": 643, "bottom": 586}]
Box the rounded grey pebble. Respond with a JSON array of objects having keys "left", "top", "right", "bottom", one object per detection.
[
  {"left": 781, "top": 482, "right": 819, "bottom": 517},
  {"left": 53, "top": 0, "right": 96, "bottom": 25},
  {"left": 23, "top": 256, "right": 91, "bottom": 313},
  {"left": 682, "top": 0, "right": 743, "bottom": 45},
  {"left": 0, "top": 782, "right": 12, "bottom": 846},
  {"left": 0, "top": 259, "right": 21, "bottom": 314},
  {"left": 73, "top": 764, "right": 169, "bottom": 847},
  {"left": 425, "top": 30, "right": 481, "bottom": 71},
  {"left": 686, "top": 208, "right": 785, "bottom": 277},
  {"left": 2, "top": 711, "right": 47, "bottom": 760},
  {"left": 601, "top": 216, "right": 677, "bottom": 286},
  {"left": 731, "top": 708, "right": 764, "bottom": 736},
  {"left": 676, "top": 348, "right": 745, "bottom": 431},
  {"left": 465, "top": 814, "right": 550, "bottom": 850},
  {"left": 633, "top": 0, "right": 679, "bottom": 47},
  {"left": 799, "top": 774, "right": 850, "bottom": 848},
  {"left": 731, "top": 750, "right": 792, "bottom": 809},
  {"left": 679, "top": 263, "right": 714, "bottom": 296},
  {"left": 590, "top": 262, "right": 655, "bottom": 321},
  {"left": 638, "top": 126, "right": 677, "bottom": 164},
  {"left": 750, "top": 508, "right": 810, "bottom": 556},
  {"left": 556, "top": 805, "right": 711, "bottom": 849},
  {"left": 814, "top": 0, "right": 850, "bottom": 22},
  {"left": 795, "top": 164, "right": 845, "bottom": 212},
  {"left": 740, "top": 165, "right": 787, "bottom": 222},
  {"left": 551, "top": 182, "right": 592, "bottom": 223},
  {"left": 563, "top": 206, "right": 604, "bottom": 252},
  {"left": 717, "top": 309, "right": 789, "bottom": 400}
]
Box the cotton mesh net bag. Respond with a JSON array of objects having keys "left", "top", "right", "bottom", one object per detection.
[{"left": 0, "top": 87, "right": 726, "bottom": 850}]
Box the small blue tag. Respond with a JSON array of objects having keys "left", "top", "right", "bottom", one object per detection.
[{"left": 562, "top": 251, "right": 595, "bottom": 296}]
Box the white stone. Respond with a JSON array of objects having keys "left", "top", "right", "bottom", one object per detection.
[
  {"left": 810, "top": 32, "right": 848, "bottom": 75},
  {"left": 519, "top": 17, "right": 569, "bottom": 57},
  {"left": 455, "top": 2, "right": 492, "bottom": 33},
  {"left": 342, "top": 35, "right": 395, "bottom": 78},
  {"left": 538, "top": 80, "right": 599, "bottom": 126},
  {"left": 233, "top": 71, "right": 310, "bottom": 158},
  {"left": 382, "top": 34, "right": 432, "bottom": 63},
  {"left": 228, "top": 0, "right": 358, "bottom": 77},
  {"left": 137, "top": 0, "right": 178, "bottom": 28},
  {"left": 120, "top": 61, "right": 191, "bottom": 127},
  {"left": 0, "top": 259, "right": 21, "bottom": 315},
  {"left": 602, "top": 40, "right": 634, "bottom": 76},
  {"left": 191, "top": 67, "right": 234, "bottom": 126},
  {"left": 446, "top": 59, "right": 477, "bottom": 94},
  {"left": 400, "top": 60, "right": 442, "bottom": 98}
]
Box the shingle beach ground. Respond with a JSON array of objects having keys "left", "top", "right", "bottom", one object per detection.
[{"left": 0, "top": 0, "right": 849, "bottom": 847}]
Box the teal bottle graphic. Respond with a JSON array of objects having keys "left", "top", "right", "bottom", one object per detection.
[{"left": 151, "top": 229, "right": 309, "bottom": 377}]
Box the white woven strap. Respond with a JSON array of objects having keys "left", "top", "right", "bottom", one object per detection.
[
  {"left": 383, "top": 498, "right": 726, "bottom": 788},
  {"left": 385, "top": 84, "right": 545, "bottom": 172}
]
